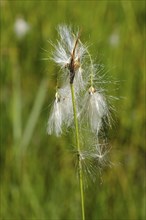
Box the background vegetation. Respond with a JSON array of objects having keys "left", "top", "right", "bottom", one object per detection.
[{"left": 0, "top": 0, "right": 145, "bottom": 219}]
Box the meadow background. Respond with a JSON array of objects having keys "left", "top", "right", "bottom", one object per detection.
[{"left": 0, "top": 0, "right": 145, "bottom": 219}]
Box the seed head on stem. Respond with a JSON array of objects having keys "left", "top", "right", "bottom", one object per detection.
[{"left": 47, "top": 25, "right": 115, "bottom": 220}]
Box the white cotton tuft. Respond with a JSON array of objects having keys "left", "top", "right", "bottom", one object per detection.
[
  {"left": 81, "top": 87, "right": 108, "bottom": 134},
  {"left": 52, "top": 25, "right": 87, "bottom": 70},
  {"left": 47, "top": 86, "right": 75, "bottom": 136},
  {"left": 58, "top": 25, "right": 74, "bottom": 53},
  {"left": 47, "top": 94, "right": 63, "bottom": 136},
  {"left": 58, "top": 85, "right": 74, "bottom": 127},
  {"left": 74, "top": 67, "right": 86, "bottom": 93}
]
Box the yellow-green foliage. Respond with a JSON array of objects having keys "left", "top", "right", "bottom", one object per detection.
[{"left": 1, "top": 1, "right": 145, "bottom": 219}]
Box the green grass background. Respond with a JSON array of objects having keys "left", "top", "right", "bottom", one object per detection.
[{"left": 0, "top": 0, "right": 145, "bottom": 219}]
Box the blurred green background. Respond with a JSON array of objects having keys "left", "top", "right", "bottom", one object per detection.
[{"left": 0, "top": 0, "right": 145, "bottom": 219}]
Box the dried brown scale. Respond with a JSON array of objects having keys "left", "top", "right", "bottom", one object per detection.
[
  {"left": 88, "top": 86, "right": 96, "bottom": 94},
  {"left": 69, "top": 57, "right": 75, "bottom": 84},
  {"left": 69, "top": 33, "right": 81, "bottom": 84}
]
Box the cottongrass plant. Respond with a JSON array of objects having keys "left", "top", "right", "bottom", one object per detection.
[{"left": 47, "top": 25, "right": 114, "bottom": 220}]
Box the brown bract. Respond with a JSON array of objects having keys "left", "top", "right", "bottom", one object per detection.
[{"left": 69, "top": 33, "right": 81, "bottom": 84}]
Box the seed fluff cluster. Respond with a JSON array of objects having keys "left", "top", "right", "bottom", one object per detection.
[{"left": 47, "top": 25, "right": 114, "bottom": 182}]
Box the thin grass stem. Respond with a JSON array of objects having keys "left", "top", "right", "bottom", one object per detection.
[
  {"left": 87, "top": 50, "right": 94, "bottom": 87},
  {"left": 70, "top": 83, "right": 85, "bottom": 220}
]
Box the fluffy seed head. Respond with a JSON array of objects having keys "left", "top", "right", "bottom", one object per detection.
[{"left": 47, "top": 25, "right": 115, "bottom": 183}]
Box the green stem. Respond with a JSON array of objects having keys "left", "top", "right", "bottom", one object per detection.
[
  {"left": 70, "top": 83, "right": 85, "bottom": 220},
  {"left": 87, "top": 50, "right": 94, "bottom": 87}
]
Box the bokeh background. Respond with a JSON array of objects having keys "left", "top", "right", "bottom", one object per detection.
[{"left": 1, "top": 0, "right": 145, "bottom": 219}]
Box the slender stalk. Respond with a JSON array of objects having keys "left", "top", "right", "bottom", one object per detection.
[
  {"left": 70, "top": 83, "right": 85, "bottom": 220},
  {"left": 87, "top": 50, "right": 94, "bottom": 87}
]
